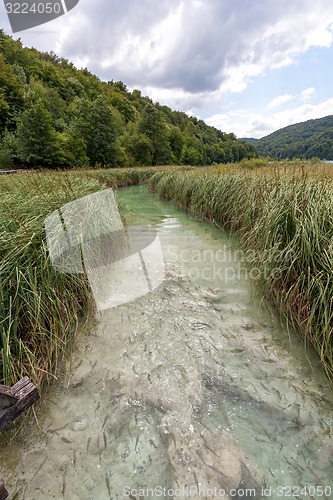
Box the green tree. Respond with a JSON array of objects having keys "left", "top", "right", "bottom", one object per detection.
[
  {"left": 169, "top": 127, "right": 183, "bottom": 163},
  {"left": 74, "top": 96, "right": 118, "bottom": 167},
  {"left": 0, "top": 53, "right": 25, "bottom": 132},
  {"left": 124, "top": 132, "right": 154, "bottom": 165},
  {"left": 54, "top": 132, "right": 89, "bottom": 168},
  {"left": 0, "top": 129, "right": 19, "bottom": 168},
  {"left": 138, "top": 104, "right": 172, "bottom": 165},
  {"left": 108, "top": 92, "right": 135, "bottom": 124},
  {"left": 181, "top": 123, "right": 204, "bottom": 165},
  {"left": 16, "top": 99, "right": 61, "bottom": 168}
]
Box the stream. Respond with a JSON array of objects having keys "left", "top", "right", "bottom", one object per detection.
[{"left": 0, "top": 185, "right": 332, "bottom": 499}]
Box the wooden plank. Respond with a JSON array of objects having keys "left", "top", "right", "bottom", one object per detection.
[
  {"left": 0, "top": 480, "right": 9, "bottom": 500},
  {"left": 0, "top": 385, "right": 18, "bottom": 411},
  {"left": 11, "top": 376, "right": 33, "bottom": 395},
  {"left": 0, "top": 378, "right": 39, "bottom": 433}
]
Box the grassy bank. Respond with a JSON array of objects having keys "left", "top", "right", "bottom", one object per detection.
[
  {"left": 0, "top": 167, "right": 158, "bottom": 386},
  {"left": 150, "top": 160, "right": 333, "bottom": 373}
]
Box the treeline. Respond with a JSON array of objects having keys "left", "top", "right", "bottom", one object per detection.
[
  {"left": 248, "top": 115, "right": 333, "bottom": 160},
  {"left": 0, "top": 30, "right": 258, "bottom": 169}
]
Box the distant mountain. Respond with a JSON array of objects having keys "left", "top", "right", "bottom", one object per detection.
[
  {"left": 240, "top": 137, "right": 258, "bottom": 144},
  {"left": 243, "top": 116, "right": 333, "bottom": 160}
]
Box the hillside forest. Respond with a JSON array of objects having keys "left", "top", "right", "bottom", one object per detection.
[
  {"left": 0, "top": 30, "right": 258, "bottom": 169},
  {"left": 247, "top": 115, "right": 333, "bottom": 160}
]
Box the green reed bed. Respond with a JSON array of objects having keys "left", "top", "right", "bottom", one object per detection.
[
  {"left": 150, "top": 161, "right": 333, "bottom": 373},
  {"left": 0, "top": 172, "right": 100, "bottom": 386},
  {"left": 0, "top": 168, "right": 160, "bottom": 386},
  {"left": 76, "top": 166, "right": 168, "bottom": 188}
]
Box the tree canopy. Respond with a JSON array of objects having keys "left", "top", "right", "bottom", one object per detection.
[{"left": 0, "top": 30, "right": 258, "bottom": 169}]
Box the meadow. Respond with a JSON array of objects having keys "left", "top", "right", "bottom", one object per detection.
[{"left": 150, "top": 159, "right": 333, "bottom": 374}]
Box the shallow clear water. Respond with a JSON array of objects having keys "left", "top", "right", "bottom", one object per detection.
[{"left": 0, "top": 186, "right": 332, "bottom": 500}]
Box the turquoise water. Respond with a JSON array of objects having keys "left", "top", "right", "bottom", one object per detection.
[{"left": 0, "top": 185, "right": 332, "bottom": 499}]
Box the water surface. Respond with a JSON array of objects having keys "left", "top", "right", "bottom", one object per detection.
[{"left": 0, "top": 186, "right": 332, "bottom": 499}]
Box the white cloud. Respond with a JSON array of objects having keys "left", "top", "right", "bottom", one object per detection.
[
  {"left": 268, "top": 94, "right": 294, "bottom": 108},
  {"left": 206, "top": 98, "right": 333, "bottom": 138},
  {"left": 300, "top": 87, "right": 316, "bottom": 102},
  {"left": 6, "top": 0, "right": 333, "bottom": 95},
  {"left": 207, "top": 111, "right": 275, "bottom": 139},
  {"left": 138, "top": 86, "right": 221, "bottom": 114}
]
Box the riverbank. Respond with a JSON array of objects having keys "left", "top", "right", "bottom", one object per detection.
[
  {"left": 150, "top": 160, "right": 333, "bottom": 374},
  {"left": 0, "top": 168, "right": 159, "bottom": 386}
]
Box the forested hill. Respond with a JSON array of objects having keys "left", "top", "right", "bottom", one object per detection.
[
  {"left": 0, "top": 31, "right": 258, "bottom": 169},
  {"left": 245, "top": 115, "right": 333, "bottom": 160}
]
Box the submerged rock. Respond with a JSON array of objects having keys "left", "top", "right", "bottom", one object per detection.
[{"left": 70, "top": 359, "right": 94, "bottom": 387}]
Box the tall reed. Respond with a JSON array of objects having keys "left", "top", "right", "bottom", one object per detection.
[
  {"left": 0, "top": 168, "right": 159, "bottom": 386},
  {"left": 150, "top": 161, "right": 333, "bottom": 373}
]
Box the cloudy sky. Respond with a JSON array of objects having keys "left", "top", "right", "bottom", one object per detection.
[{"left": 1, "top": 0, "right": 333, "bottom": 138}]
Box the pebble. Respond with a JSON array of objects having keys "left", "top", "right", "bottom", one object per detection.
[{"left": 72, "top": 419, "right": 88, "bottom": 432}]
